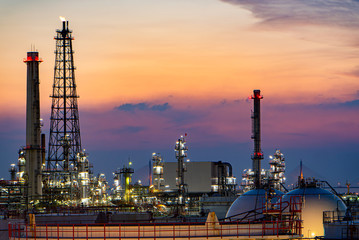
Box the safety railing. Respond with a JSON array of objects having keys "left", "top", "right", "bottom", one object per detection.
[
  {"left": 9, "top": 219, "right": 302, "bottom": 239},
  {"left": 224, "top": 195, "right": 302, "bottom": 223},
  {"left": 323, "top": 210, "right": 355, "bottom": 223}
]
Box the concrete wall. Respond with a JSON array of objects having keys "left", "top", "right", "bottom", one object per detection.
[
  {"left": 161, "top": 162, "right": 212, "bottom": 193},
  {"left": 185, "top": 162, "right": 212, "bottom": 193}
]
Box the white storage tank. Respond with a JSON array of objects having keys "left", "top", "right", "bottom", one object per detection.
[
  {"left": 282, "top": 186, "right": 346, "bottom": 238},
  {"left": 225, "top": 188, "right": 283, "bottom": 221}
]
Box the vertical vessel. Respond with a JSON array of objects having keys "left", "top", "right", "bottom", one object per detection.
[{"left": 175, "top": 135, "right": 188, "bottom": 212}]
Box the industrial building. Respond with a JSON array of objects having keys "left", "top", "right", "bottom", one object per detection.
[{"left": 155, "top": 161, "right": 236, "bottom": 194}]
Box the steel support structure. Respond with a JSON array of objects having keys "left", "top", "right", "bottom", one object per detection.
[{"left": 45, "top": 20, "right": 82, "bottom": 205}]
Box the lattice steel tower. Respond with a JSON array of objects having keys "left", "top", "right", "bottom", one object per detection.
[{"left": 47, "top": 20, "right": 81, "bottom": 172}]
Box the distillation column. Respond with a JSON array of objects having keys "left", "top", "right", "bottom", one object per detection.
[
  {"left": 250, "top": 90, "right": 263, "bottom": 189},
  {"left": 120, "top": 162, "right": 134, "bottom": 203},
  {"left": 24, "top": 51, "right": 43, "bottom": 199},
  {"left": 152, "top": 153, "right": 164, "bottom": 190},
  {"left": 175, "top": 135, "right": 188, "bottom": 207}
]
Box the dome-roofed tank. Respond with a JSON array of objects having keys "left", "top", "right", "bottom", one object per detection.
[
  {"left": 282, "top": 180, "right": 346, "bottom": 238},
  {"left": 225, "top": 188, "right": 283, "bottom": 221}
]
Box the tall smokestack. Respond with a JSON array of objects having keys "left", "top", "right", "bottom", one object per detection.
[
  {"left": 24, "top": 51, "right": 43, "bottom": 199},
  {"left": 250, "top": 89, "right": 263, "bottom": 188}
]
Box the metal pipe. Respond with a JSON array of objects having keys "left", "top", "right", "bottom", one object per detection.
[{"left": 221, "top": 162, "right": 232, "bottom": 176}]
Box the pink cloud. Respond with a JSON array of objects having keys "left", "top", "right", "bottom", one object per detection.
[{"left": 76, "top": 98, "right": 359, "bottom": 152}]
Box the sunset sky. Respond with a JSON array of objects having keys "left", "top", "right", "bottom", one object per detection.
[{"left": 0, "top": 0, "right": 359, "bottom": 188}]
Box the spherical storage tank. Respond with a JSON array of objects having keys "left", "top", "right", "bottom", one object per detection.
[
  {"left": 225, "top": 189, "right": 283, "bottom": 221},
  {"left": 282, "top": 186, "right": 346, "bottom": 238}
]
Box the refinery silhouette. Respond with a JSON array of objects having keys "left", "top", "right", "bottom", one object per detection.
[{"left": 2, "top": 19, "right": 358, "bottom": 240}]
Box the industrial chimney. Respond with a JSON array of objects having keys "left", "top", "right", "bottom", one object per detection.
[
  {"left": 24, "top": 51, "right": 43, "bottom": 199},
  {"left": 250, "top": 89, "right": 263, "bottom": 189}
]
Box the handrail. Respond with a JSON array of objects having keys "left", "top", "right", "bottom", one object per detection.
[
  {"left": 222, "top": 196, "right": 298, "bottom": 222},
  {"left": 320, "top": 180, "right": 346, "bottom": 204},
  {"left": 9, "top": 219, "right": 302, "bottom": 239}
]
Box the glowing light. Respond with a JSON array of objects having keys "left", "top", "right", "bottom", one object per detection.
[{"left": 59, "top": 16, "right": 66, "bottom": 22}]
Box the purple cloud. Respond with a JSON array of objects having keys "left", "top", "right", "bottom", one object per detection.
[
  {"left": 114, "top": 126, "right": 147, "bottom": 134},
  {"left": 1, "top": 97, "right": 359, "bottom": 185},
  {"left": 221, "top": 0, "right": 359, "bottom": 29},
  {"left": 116, "top": 102, "right": 171, "bottom": 112},
  {"left": 346, "top": 67, "right": 359, "bottom": 78},
  {"left": 338, "top": 99, "right": 359, "bottom": 108}
]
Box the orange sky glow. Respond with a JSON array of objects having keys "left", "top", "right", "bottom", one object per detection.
[
  {"left": 1, "top": 0, "right": 359, "bottom": 113},
  {"left": 0, "top": 0, "right": 359, "bottom": 183}
]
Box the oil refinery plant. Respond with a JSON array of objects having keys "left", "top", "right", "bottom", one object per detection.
[
  {"left": 2, "top": 19, "right": 359, "bottom": 240},
  {"left": 2, "top": 19, "right": 240, "bottom": 219}
]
